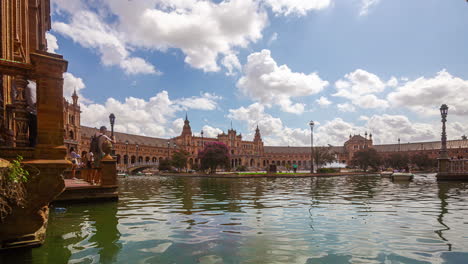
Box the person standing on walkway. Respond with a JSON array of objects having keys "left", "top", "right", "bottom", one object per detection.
[{"left": 90, "top": 126, "right": 115, "bottom": 184}]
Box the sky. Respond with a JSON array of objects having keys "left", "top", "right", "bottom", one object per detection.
[{"left": 48, "top": 0, "right": 468, "bottom": 147}]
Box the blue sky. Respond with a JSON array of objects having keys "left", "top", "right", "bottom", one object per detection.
[{"left": 49, "top": 0, "right": 468, "bottom": 146}]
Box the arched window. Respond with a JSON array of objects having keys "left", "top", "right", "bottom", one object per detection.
[{"left": 69, "top": 130, "right": 74, "bottom": 139}]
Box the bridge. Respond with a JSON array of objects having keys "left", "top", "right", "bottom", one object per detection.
[{"left": 126, "top": 162, "right": 159, "bottom": 175}]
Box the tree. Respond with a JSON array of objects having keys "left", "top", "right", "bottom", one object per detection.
[
  {"left": 385, "top": 153, "right": 410, "bottom": 169},
  {"left": 158, "top": 159, "right": 172, "bottom": 171},
  {"left": 171, "top": 150, "right": 189, "bottom": 172},
  {"left": 198, "top": 142, "right": 230, "bottom": 174},
  {"left": 351, "top": 148, "right": 381, "bottom": 172},
  {"left": 314, "top": 147, "right": 337, "bottom": 168},
  {"left": 411, "top": 153, "right": 437, "bottom": 170}
]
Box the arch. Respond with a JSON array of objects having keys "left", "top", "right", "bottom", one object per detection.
[
  {"left": 145, "top": 156, "right": 150, "bottom": 163},
  {"left": 250, "top": 159, "right": 254, "bottom": 167},
  {"left": 138, "top": 156, "right": 143, "bottom": 163},
  {"left": 116, "top": 154, "right": 121, "bottom": 164},
  {"left": 159, "top": 157, "right": 163, "bottom": 163},
  {"left": 152, "top": 157, "right": 157, "bottom": 163},
  {"left": 69, "top": 130, "right": 74, "bottom": 139},
  {"left": 131, "top": 155, "right": 136, "bottom": 164},
  {"left": 298, "top": 160, "right": 302, "bottom": 166},
  {"left": 263, "top": 160, "right": 266, "bottom": 166},
  {"left": 282, "top": 161, "right": 285, "bottom": 166},
  {"left": 124, "top": 155, "right": 129, "bottom": 165}
]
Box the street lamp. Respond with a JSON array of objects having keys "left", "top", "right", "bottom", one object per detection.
[
  {"left": 109, "top": 113, "right": 116, "bottom": 156},
  {"left": 201, "top": 130, "right": 204, "bottom": 149},
  {"left": 398, "top": 138, "right": 401, "bottom": 152},
  {"left": 309, "top": 121, "right": 314, "bottom": 174},
  {"left": 440, "top": 104, "right": 449, "bottom": 159},
  {"left": 167, "top": 141, "right": 170, "bottom": 159},
  {"left": 136, "top": 143, "right": 139, "bottom": 165},
  {"left": 125, "top": 140, "right": 129, "bottom": 171}
]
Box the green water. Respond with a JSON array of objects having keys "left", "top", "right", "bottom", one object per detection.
[{"left": 1, "top": 175, "right": 468, "bottom": 264}]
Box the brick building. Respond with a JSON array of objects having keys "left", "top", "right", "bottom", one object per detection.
[{"left": 72, "top": 93, "right": 468, "bottom": 171}]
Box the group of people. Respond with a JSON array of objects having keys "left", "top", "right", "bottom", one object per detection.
[{"left": 69, "top": 126, "right": 115, "bottom": 185}]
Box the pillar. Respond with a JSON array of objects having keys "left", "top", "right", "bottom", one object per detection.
[
  {"left": 13, "top": 75, "right": 30, "bottom": 147},
  {"left": 101, "top": 154, "right": 118, "bottom": 186}
]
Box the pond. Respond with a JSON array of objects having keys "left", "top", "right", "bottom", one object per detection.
[{"left": 2, "top": 174, "right": 468, "bottom": 264}]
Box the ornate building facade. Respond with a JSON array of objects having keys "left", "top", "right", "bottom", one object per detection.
[
  {"left": 74, "top": 94, "right": 468, "bottom": 171},
  {"left": 63, "top": 90, "right": 81, "bottom": 153}
]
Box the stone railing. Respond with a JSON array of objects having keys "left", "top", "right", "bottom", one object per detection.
[{"left": 448, "top": 159, "right": 468, "bottom": 173}]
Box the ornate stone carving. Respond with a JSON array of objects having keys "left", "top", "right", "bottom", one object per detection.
[{"left": 13, "top": 75, "right": 29, "bottom": 147}]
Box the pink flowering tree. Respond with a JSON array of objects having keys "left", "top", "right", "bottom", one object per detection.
[{"left": 198, "top": 142, "right": 231, "bottom": 174}]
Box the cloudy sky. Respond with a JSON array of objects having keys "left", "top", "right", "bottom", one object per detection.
[{"left": 50, "top": 0, "right": 468, "bottom": 146}]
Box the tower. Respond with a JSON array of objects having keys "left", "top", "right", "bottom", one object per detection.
[
  {"left": 254, "top": 125, "right": 262, "bottom": 142},
  {"left": 72, "top": 89, "right": 78, "bottom": 105}
]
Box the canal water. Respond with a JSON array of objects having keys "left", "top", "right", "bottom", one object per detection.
[{"left": 2, "top": 174, "right": 468, "bottom": 264}]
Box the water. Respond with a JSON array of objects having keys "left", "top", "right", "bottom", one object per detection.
[{"left": 2, "top": 174, "right": 468, "bottom": 264}]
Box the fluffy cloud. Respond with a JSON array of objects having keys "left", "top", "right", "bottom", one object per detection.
[
  {"left": 264, "top": 0, "right": 332, "bottom": 16},
  {"left": 316, "top": 96, "right": 332, "bottom": 107},
  {"left": 222, "top": 53, "right": 242, "bottom": 76},
  {"left": 63, "top": 72, "right": 91, "bottom": 103},
  {"left": 387, "top": 70, "right": 468, "bottom": 117},
  {"left": 337, "top": 103, "right": 356, "bottom": 112},
  {"left": 175, "top": 93, "right": 222, "bottom": 111},
  {"left": 359, "top": 0, "right": 380, "bottom": 16},
  {"left": 201, "top": 125, "right": 224, "bottom": 138},
  {"left": 80, "top": 91, "right": 221, "bottom": 138},
  {"left": 228, "top": 103, "right": 311, "bottom": 145},
  {"left": 53, "top": 10, "right": 157, "bottom": 75},
  {"left": 333, "top": 69, "right": 390, "bottom": 109},
  {"left": 45, "top": 32, "right": 59, "bottom": 53},
  {"left": 52, "top": 0, "right": 268, "bottom": 74},
  {"left": 237, "top": 49, "right": 328, "bottom": 114}
]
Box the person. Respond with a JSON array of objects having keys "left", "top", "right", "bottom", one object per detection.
[
  {"left": 292, "top": 163, "right": 298, "bottom": 173},
  {"left": 69, "top": 147, "right": 81, "bottom": 180}
]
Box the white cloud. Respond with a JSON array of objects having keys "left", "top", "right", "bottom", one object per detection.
[
  {"left": 52, "top": 0, "right": 267, "bottom": 74},
  {"left": 359, "top": 0, "right": 380, "bottom": 16},
  {"left": 267, "top": 32, "right": 278, "bottom": 45},
  {"left": 63, "top": 72, "right": 91, "bottom": 103},
  {"left": 264, "top": 0, "right": 332, "bottom": 16},
  {"left": 81, "top": 91, "right": 221, "bottom": 138},
  {"left": 316, "top": 96, "right": 332, "bottom": 107},
  {"left": 175, "top": 93, "right": 222, "bottom": 111},
  {"left": 238, "top": 49, "right": 329, "bottom": 114},
  {"left": 387, "top": 70, "right": 468, "bottom": 117},
  {"left": 222, "top": 53, "right": 242, "bottom": 76},
  {"left": 201, "top": 125, "right": 224, "bottom": 138},
  {"left": 333, "top": 69, "right": 389, "bottom": 109},
  {"left": 52, "top": 10, "right": 157, "bottom": 75},
  {"left": 45, "top": 32, "right": 59, "bottom": 53},
  {"left": 337, "top": 103, "right": 356, "bottom": 112}
]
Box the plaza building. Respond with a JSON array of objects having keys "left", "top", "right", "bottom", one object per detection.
[{"left": 73, "top": 92, "right": 468, "bottom": 171}]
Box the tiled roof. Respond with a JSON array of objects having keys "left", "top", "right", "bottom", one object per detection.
[
  {"left": 373, "top": 139, "right": 468, "bottom": 152},
  {"left": 264, "top": 146, "right": 345, "bottom": 154},
  {"left": 81, "top": 126, "right": 175, "bottom": 148}
]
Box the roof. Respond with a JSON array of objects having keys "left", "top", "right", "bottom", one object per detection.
[
  {"left": 347, "top": 135, "right": 368, "bottom": 142},
  {"left": 81, "top": 126, "right": 175, "bottom": 148},
  {"left": 373, "top": 139, "right": 468, "bottom": 152},
  {"left": 264, "top": 146, "right": 345, "bottom": 154}
]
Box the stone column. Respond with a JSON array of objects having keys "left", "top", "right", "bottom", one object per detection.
[
  {"left": 13, "top": 75, "right": 30, "bottom": 147},
  {"left": 101, "top": 154, "right": 118, "bottom": 186}
]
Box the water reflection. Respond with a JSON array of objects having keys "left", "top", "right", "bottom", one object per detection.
[{"left": 2, "top": 175, "right": 468, "bottom": 264}]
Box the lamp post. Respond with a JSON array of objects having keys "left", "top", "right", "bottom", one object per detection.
[
  {"left": 398, "top": 138, "right": 401, "bottom": 152},
  {"left": 440, "top": 104, "right": 449, "bottom": 159},
  {"left": 167, "top": 141, "right": 170, "bottom": 160},
  {"left": 109, "top": 113, "right": 116, "bottom": 156},
  {"left": 309, "top": 121, "right": 314, "bottom": 174},
  {"left": 125, "top": 140, "right": 129, "bottom": 171},
  {"left": 201, "top": 130, "right": 204, "bottom": 149},
  {"left": 136, "top": 143, "right": 139, "bottom": 165}
]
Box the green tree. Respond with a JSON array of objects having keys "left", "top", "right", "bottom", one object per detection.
[
  {"left": 158, "top": 159, "right": 172, "bottom": 171},
  {"left": 351, "top": 148, "right": 382, "bottom": 172},
  {"left": 171, "top": 150, "right": 189, "bottom": 172},
  {"left": 385, "top": 153, "right": 410, "bottom": 169},
  {"left": 198, "top": 142, "right": 230, "bottom": 174},
  {"left": 314, "top": 147, "right": 337, "bottom": 168},
  {"left": 411, "top": 153, "right": 437, "bottom": 170}
]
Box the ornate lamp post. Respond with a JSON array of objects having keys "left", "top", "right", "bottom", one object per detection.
[
  {"left": 136, "top": 143, "right": 139, "bottom": 165},
  {"left": 167, "top": 141, "right": 170, "bottom": 159},
  {"left": 201, "top": 130, "right": 204, "bottom": 149},
  {"left": 309, "top": 121, "right": 314, "bottom": 174},
  {"left": 125, "top": 140, "right": 129, "bottom": 171},
  {"left": 440, "top": 104, "right": 449, "bottom": 159},
  {"left": 109, "top": 113, "right": 116, "bottom": 156},
  {"left": 398, "top": 138, "right": 401, "bottom": 152}
]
